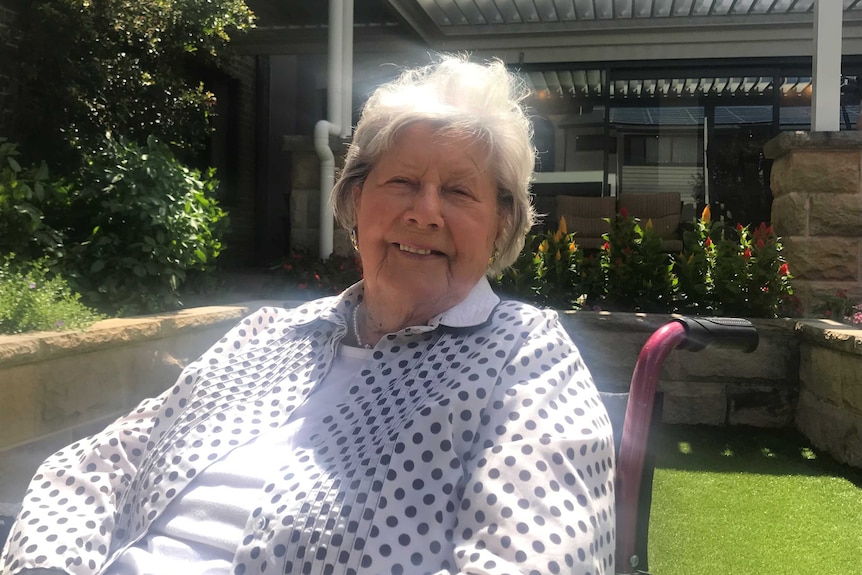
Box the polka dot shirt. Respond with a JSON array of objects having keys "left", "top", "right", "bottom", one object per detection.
[{"left": 1, "top": 278, "right": 616, "bottom": 575}]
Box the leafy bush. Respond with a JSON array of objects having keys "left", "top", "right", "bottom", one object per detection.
[
  {"left": 496, "top": 216, "right": 602, "bottom": 309},
  {"left": 674, "top": 206, "right": 793, "bottom": 317},
  {"left": 494, "top": 205, "right": 794, "bottom": 318},
  {"left": 0, "top": 258, "right": 103, "bottom": 334},
  {"left": 0, "top": 139, "right": 65, "bottom": 262},
  {"left": 598, "top": 208, "right": 675, "bottom": 312},
  {"left": 10, "top": 0, "right": 255, "bottom": 171},
  {"left": 63, "top": 134, "right": 228, "bottom": 315}
]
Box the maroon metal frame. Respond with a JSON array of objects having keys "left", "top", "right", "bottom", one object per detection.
[{"left": 614, "top": 321, "right": 688, "bottom": 574}]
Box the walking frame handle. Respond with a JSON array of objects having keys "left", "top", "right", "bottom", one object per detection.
[{"left": 614, "top": 317, "right": 759, "bottom": 575}]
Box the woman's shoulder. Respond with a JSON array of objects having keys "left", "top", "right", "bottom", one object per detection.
[{"left": 492, "top": 297, "right": 562, "bottom": 327}]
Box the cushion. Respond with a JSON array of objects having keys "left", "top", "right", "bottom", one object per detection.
[
  {"left": 617, "top": 192, "right": 681, "bottom": 239},
  {"left": 555, "top": 196, "right": 616, "bottom": 239}
]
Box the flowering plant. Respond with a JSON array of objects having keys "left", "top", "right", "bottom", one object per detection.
[
  {"left": 597, "top": 208, "right": 675, "bottom": 312},
  {"left": 814, "top": 289, "right": 862, "bottom": 325},
  {"left": 495, "top": 203, "right": 794, "bottom": 318},
  {"left": 674, "top": 206, "right": 792, "bottom": 317},
  {"left": 496, "top": 216, "right": 596, "bottom": 308},
  {"left": 270, "top": 251, "right": 363, "bottom": 296}
]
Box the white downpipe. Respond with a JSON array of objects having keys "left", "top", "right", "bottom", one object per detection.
[
  {"left": 315, "top": 0, "right": 353, "bottom": 258},
  {"left": 341, "top": 0, "right": 354, "bottom": 140}
]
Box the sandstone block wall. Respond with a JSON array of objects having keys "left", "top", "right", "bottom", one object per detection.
[
  {"left": 765, "top": 131, "right": 862, "bottom": 309},
  {"left": 557, "top": 312, "right": 799, "bottom": 427},
  {"left": 794, "top": 319, "right": 862, "bottom": 468}
]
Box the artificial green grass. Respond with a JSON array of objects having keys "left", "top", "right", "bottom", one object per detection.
[{"left": 647, "top": 424, "right": 862, "bottom": 575}]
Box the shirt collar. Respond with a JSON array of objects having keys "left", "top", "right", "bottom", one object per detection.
[{"left": 285, "top": 276, "right": 500, "bottom": 332}]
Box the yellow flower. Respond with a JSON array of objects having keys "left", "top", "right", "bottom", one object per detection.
[
  {"left": 555, "top": 250, "right": 562, "bottom": 261},
  {"left": 538, "top": 240, "right": 549, "bottom": 253},
  {"left": 701, "top": 204, "right": 711, "bottom": 223},
  {"left": 568, "top": 242, "right": 576, "bottom": 253},
  {"left": 558, "top": 215, "right": 568, "bottom": 235},
  {"left": 554, "top": 229, "right": 563, "bottom": 242},
  {"left": 645, "top": 218, "right": 653, "bottom": 231}
]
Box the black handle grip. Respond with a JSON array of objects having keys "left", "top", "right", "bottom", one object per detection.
[{"left": 674, "top": 317, "right": 759, "bottom": 353}]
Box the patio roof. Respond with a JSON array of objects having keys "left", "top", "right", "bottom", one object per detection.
[{"left": 386, "top": 0, "right": 862, "bottom": 38}]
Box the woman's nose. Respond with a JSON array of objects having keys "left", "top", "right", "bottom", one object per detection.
[{"left": 405, "top": 184, "right": 444, "bottom": 228}]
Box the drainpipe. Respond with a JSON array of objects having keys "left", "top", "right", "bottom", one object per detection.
[{"left": 314, "top": 0, "right": 353, "bottom": 259}]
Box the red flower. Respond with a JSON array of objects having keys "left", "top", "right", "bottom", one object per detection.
[
  {"left": 314, "top": 273, "right": 320, "bottom": 280},
  {"left": 298, "top": 282, "right": 308, "bottom": 289},
  {"left": 283, "top": 263, "right": 293, "bottom": 271},
  {"left": 756, "top": 238, "right": 765, "bottom": 249},
  {"left": 736, "top": 223, "right": 744, "bottom": 231},
  {"left": 602, "top": 242, "right": 610, "bottom": 251},
  {"left": 623, "top": 246, "right": 631, "bottom": 254},
  {"left": 619, "top": 207, "right": 629, "bottom": 219},
  {"left": 743, "top": 247, "right": 751, "bottom": 259},
  {"left": 704, "top": 237, "right": 713, "bottom": 248},
  {"left": 779, "top": 263, "right": 789, "bottom": 276}
]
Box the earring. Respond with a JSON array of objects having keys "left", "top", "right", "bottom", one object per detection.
[
  {"left": 350, "top": 227, "right": 359, "bottom": 252},
  {"left": 488, "top": 245, "right": 499, "bottom": 265}
]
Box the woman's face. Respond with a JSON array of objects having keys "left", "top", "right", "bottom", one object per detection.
[{"left": 353, "top": 122, "right": 501, "bottom": 318}]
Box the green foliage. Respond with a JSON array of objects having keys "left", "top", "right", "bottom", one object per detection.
[
  {"left": 10, "top": 0, "right": 255, "bottom": 170},
  {"left": 811, "top": 289, "right": 862, "bottom": 325},
  {"left": 63, "top": 134, "right": 228, "bottom": 315},
  {"left": 495, "top": 216, "right": 603, "bottom": 309},
  {"left": 598, "top": 209, "right": 675, "bottom": 312},
  {"left": 0, "top": 139, "right": 65, "bottom": 262},
  {"left": 0, "top": 257, "right": 103, "bottom": 334},
  {"left": 271, "top": 251, "right": 363, "bottom": 297},
  {"left": 494, "top": 205, "right": 794, "bottom": 318},
  {"left": 674, "top": 206, "right": 793, "bottom": 317}
]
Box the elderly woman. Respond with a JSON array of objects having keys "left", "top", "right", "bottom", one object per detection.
[{"left": 1, "top": 56, "right": 615, "bottom": 575}]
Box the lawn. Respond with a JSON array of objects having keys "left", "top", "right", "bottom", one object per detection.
[{"left": 647, "top": 424, "right": 862, "bottom": 575}]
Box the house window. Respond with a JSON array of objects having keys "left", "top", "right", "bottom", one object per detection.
[{"left": 624, "top": 134, "right": 701, "bottom": 166}]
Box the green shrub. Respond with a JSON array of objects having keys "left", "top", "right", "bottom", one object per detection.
[
  {"left": 598, "top": 209, "right": 676, "bottom": 313},
  {"left": 495, "top": 216, "right": 602, "bottom": 310},
  {"left": 494, "top": 204, "right": 794, "bottom": 319},
  {"left": 11, "top": 0, "right": 255, "bottom": 171},
  {"left": 0, "top": 139, "right": 66, "bottom": 263},
  {"left": 0, "top": 258, "right": 103, "bottom": 334},
  {"left": 673, "top": 206, "right": 793, "bottom": 317},
  {"left": 63, "top": 134, "right": 228, "bottom": 315}
]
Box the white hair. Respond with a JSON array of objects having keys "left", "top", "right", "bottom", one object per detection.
[{"left": 331, "top": 54, "right": 537, "bottom": 276}]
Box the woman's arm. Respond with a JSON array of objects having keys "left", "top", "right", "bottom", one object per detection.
[
  {"left": 0, "top": 307, "right": 285, "bottom": 575},
  {"left": 446, "top": 310, "right": 616, "bottom": 575},
  {"left": 0, "top": 392, "right": 167, "bottom": 575}
]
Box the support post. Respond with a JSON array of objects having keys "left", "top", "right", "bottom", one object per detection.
[{"left": 812, "top": 0, "right": 843, "bottom": 132}]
